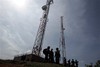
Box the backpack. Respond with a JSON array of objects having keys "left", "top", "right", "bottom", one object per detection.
[{"left": 43, "top": 49, "right": 47, "bottom": 54}]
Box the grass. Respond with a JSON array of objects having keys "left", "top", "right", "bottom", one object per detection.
[
  {"left": 25, "top": 62, "right": 65, "bottom": 67},
  {"left": 0, "top": 59, "right": 65, "bottom": 67}
]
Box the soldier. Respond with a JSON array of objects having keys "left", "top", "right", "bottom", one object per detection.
[
  {"left": 75, "top": 60, "right": 78, "bottom": 67},
  {"left": 63, "top": 57, "right": 67, "bottom": 66},
  {"left": 43, "top": 46, "right": 50, "bottom": 62},
  {"left": 68, "top": 59, "right": 71, "bottom": 67},
  {"left": 55, "top": 48, "right": 60, "bottom": 64},
  {"left": 49, "top": 49, "right": 54, "bottom": 63},
  {"left": 71, "top": 59, "right": 75, "bottom": 67}
]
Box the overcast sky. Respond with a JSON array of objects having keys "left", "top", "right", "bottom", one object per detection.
[{"left": 0, "top": 0, "right": 100, "bottom": 67}]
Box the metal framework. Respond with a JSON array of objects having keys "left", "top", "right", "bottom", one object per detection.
[
  {"left": 60, "top": 16, "right": 66, "bottom": 64},
  {"left": 32, "top": 0, "right": 54, "bottom": 56}
]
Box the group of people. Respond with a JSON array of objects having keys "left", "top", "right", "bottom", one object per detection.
[
  {"left": 64, "top": 59, "right": 78, "bottom": 67},
  {"left": 43, "top": 46, "right": 79, "bottom": 67},
  {"left": 43, "top": 46, "right": 60, "bottom": 64}
]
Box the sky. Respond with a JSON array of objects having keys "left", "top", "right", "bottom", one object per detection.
[{"left": 0, "top": 0, "right": 100, "bottom": 67}]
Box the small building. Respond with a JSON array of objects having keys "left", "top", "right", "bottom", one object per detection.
[{"left": 14, "top": 54, "right": 44, "bottom": 62}]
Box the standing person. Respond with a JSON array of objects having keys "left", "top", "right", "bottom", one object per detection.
[
  {"left": 55, "top": 48, "right": 60, "bottom": 64},
  {"left": 75, "top": 60, "right": 78, "bottom": 67},
  {"left": 68, "top": 59, "right": 71, "bottom": 67},
  {"left": 71, "top": 59, "right": 75, "bottom": 67},
  {"left": 63, "top": 57, "right": 67, "bottom": 66},
  {"left": 43, "top": 46, "right": 50, "bottom": 62},
  {"left": 49, "top": 49, "right": 54, "bottom": 63}
]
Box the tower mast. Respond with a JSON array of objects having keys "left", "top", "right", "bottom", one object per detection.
[
  {"left": 60, "top": 16, "right": 66, "bottom": 64},
  {"left": 32, "top": 0, "right": 54, "bottom": 56}
]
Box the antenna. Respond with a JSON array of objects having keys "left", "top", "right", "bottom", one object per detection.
[{"left": 60, "top": 16, "right": 67, "bottom": 65}]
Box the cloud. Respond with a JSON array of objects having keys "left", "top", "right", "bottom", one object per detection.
[
  {"left": 0, "top": 0, "right": 42, "bottom": 59},
  {"left": 0, "top": 0, "right": 100, "bottom": 67}
]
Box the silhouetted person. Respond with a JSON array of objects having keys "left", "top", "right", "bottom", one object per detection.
[
  {"left": 55, "top": 48, "right": 60, "bottom": 64},
  {"left": 68, "top": 59, "right": 71, "bottom": 67},
  {"left": 43, "top": 46, "right": 50, "bottom": 62},
  {"left": 49, "top": 49, "right": 54, "bottom": 63},
  {"left": 75, "top": 60, "right": 78, "bottom": 67},
  {"left": 71, "top": 59, "right": 75, "bottom": 67},
  {"left": 63, "top": 57, "right": 67, "bottom": 66}
]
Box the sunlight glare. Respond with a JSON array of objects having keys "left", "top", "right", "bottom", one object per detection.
[{"left": 9, "top": 0, "right": 27, "bottom": 10}]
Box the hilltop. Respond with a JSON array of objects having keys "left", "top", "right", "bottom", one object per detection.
[{"left": 0, "top": 59, "right": 65, "bottom": 67}]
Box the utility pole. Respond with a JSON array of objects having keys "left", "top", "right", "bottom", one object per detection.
[
  {"left": 60, "top": 16, "right": 66, "bottom": 65},
  {"left": 32, "top": 0, "right": 54, "bottom": 56}
]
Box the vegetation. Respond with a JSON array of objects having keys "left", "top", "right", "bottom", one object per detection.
[{"left": 25, "top": 62, "right": 65, "bottom": 67}]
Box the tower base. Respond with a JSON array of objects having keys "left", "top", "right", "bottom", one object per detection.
[{"left": 14, "top": 54, "right": 44, "bottom": 62}]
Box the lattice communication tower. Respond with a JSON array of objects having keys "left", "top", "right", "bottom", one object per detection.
[{"left": 32, "top": 0, "right": 54, "bottom": 56}]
